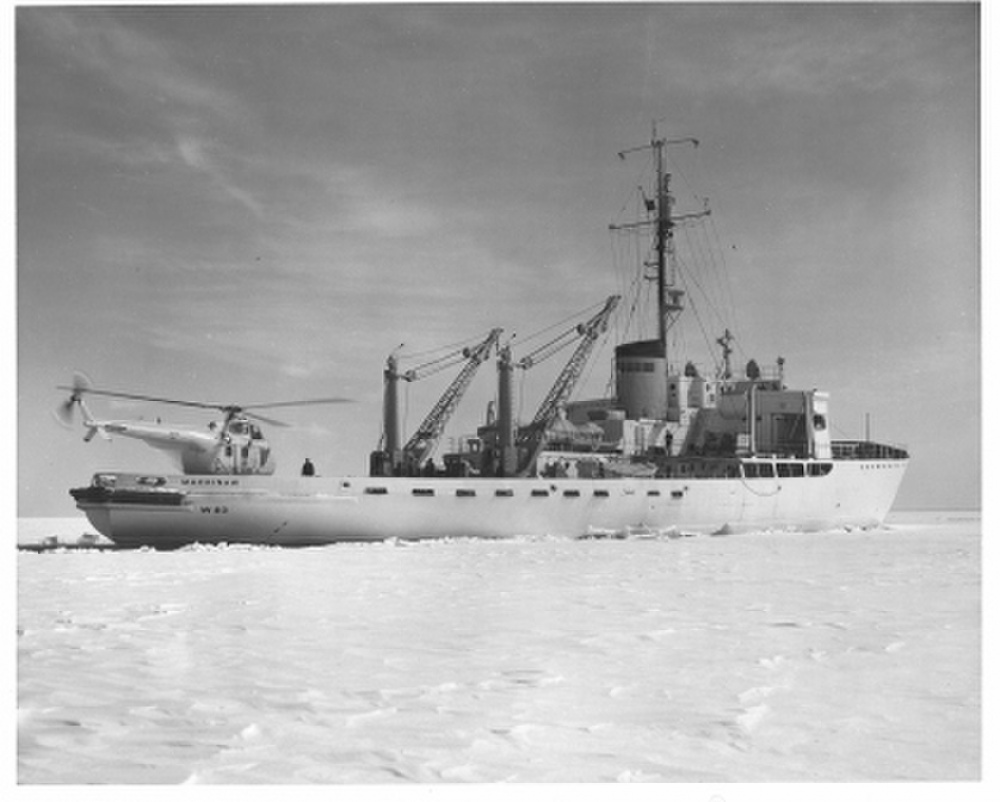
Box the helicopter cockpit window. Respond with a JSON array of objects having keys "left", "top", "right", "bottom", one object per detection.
[
  {"left": 251, "top": 425, "right": 263, "bottom": 439},
  {"left": 230, "top": 421, "right": 246, "bottom": 435}
]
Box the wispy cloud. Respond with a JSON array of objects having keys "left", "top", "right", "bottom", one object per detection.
[
  {"left": 311, "top": 164, "right": 443, "bottom": 238},
  {"left": 645, "top": 5, "right": 972, "bottom": 100},
  {"left": 175, "top": 134, "right": 266, "bottom": 220},
  {"left": 27, "top": 8, "right": 244, "bottom": 120},
  {"left": 23, "top": 8, "right": 264, "bottom": 220}
]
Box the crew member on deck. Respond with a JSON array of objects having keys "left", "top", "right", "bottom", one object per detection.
[{"left": 301, "top": 458, "right": 315, "bottom": 477}]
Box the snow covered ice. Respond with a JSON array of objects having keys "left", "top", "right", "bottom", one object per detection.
[{"left": 17, "top": 512, "right": 980, "bottom": 783}]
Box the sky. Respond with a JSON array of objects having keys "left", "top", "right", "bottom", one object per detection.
[{"left": 12, "top": 2, "right": 980, "bottom": 516}]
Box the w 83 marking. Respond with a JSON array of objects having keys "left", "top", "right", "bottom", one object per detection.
[{"left": 199, "top": 506, "right": 230, "bottom": 514}]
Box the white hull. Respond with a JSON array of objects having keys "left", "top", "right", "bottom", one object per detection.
[{"left": 73, "top": 458, "right": 907, "bottom": 548}]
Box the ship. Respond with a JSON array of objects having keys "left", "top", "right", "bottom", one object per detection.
[{"left": 69, "top": 130, "right": 909, "bottom": 548}]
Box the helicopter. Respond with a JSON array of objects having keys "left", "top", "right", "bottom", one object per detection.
[{"left": 55, "top": 373, "right": 352, "bottom": 476}]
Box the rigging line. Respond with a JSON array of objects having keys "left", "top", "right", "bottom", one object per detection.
[
  {"left": 830, "top": 422, "right": 855, "bottom": 439},
  {"left": 520, "top": 335, "right": 578, "bottom": 368},
  {"left": 615, "top": 227, "right": 641, "bottom": 298},
  {"left": 684, "top": 220, "right": 723, "bottom": 317},
  {"left": 613, "top": 237, "right": 645, "bottom": 344},
  {"left": 405, "top": 350, "right": 467, "bottom": 375},
  {"left": 399, "top": 343, "right": 461, "bottom": 363},
  {"left": 699, "top": 230, "right": 736, "bottom": 339},
  {"left": 629, "top": 270, "right": 645, "bottom": 338},
  {"left": 520, "top": 328, "right": 579, "bottom": 361},
  {"left": 401, "top": 350, "right": 472, "bottom": 380},
  {"left": 579, "top": 323, "right": 615, "bottom": 400},
  {"left": 613, "top": 229, "right": 646, "bottom": 342},
  {"left": 407, "top": 359, "right": 466, "bottom": 381},
  {"left": 611, "top": 143, "right": 654, "bottom": 221},
  {"left": 664, "top": 151, "right": 705, "bottom": 210},
  {"left": 685, "top": 221, "right": 725, "bottom": 318},
  {"left": 707, "top": 212, "right": 744, "bottom": 337},
  {"left": 676, "top": 246, "right": 728, "bottom": 340},
  {"left": 608, "top": 233, "right": 627, "bottom": 347},
  {"left": 611, "top": 179, "right": 645, "bottom": 223},
  {"left": 515, "top": 298, "right": 609, "bottom": 348},
  {"left": 516, "top": 365, "right": 527, "bottom": 424},
  {"left": 399, "top": 329, "right": 494, "bottom": 362},
  {"left": 621, "top": 267, "right": 643, "bottom": 342},
  {"left": 402, "top": 381, "right": 410, "bottom": 443},
  {"left": 581, "top": 329, "right": 615, "bottom": 398},
  {"left": 672, "top": 149, "right": 739, "bottom": 331},
  {"left": 702, "top": 234, "right": 733, "bottom": 340},
  {"left": 692, "top": 218, "right": 735, "bottom": 331},
  {"left": 639, "top": 266, "right": 655, "bottom": 341},
  {"left": 518, "top": 293, "right": 619, "bottom": 364},
  {"left": 603, "top": 345, "right": 617, "bottom": 398},
  {"left": 676, "top": 268, "right": 724, "bottom": 376}
]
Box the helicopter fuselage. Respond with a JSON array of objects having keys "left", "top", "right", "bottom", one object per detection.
[{"left": 91, "top": 418, "right": 276, "bottom": 475}]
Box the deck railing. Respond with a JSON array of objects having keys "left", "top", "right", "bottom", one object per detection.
[{"left": 831, "top": 440, "right": 909, "bottom": 460}]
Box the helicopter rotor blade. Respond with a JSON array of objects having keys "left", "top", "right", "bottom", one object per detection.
[
  {"left": 70, "top": 371, "right": 94, "bottom": 394},
  {"left": 241, "top": 410, "right": 291, "bottom": 428},
  {"left": 240, "top": 397, "right": 354, "bottom": 411},
  {"left": 55, "top": 375, "right": 354, "bottom": 433},
  {"left": 53, "top": 386, "right": 228, "bottom": 412},
  {"left": 236, "top": 397, "right": 355, "bottom": 427},
  {"left": 53, "top": 399, "right": 77, "bottom": 428}
]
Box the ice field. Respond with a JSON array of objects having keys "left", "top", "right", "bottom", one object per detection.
[{"left": 17, "top": 511, "right": 981, "bottom": 784}]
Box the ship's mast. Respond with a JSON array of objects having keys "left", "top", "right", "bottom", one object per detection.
[{"left": 612, "top": 124, "right": 706, "bottom": 362}]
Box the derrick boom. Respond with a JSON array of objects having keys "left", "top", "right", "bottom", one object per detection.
[
  {"left": 515, "top": 295, "right": 620, "bottom": 474},
  {"left": 402, "top": 328, "right": 503, "bottom": 467}
]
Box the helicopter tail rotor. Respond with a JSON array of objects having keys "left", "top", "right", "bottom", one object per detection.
[{"left": 54, "top": 371, "right": 94, "bottom": 428}]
